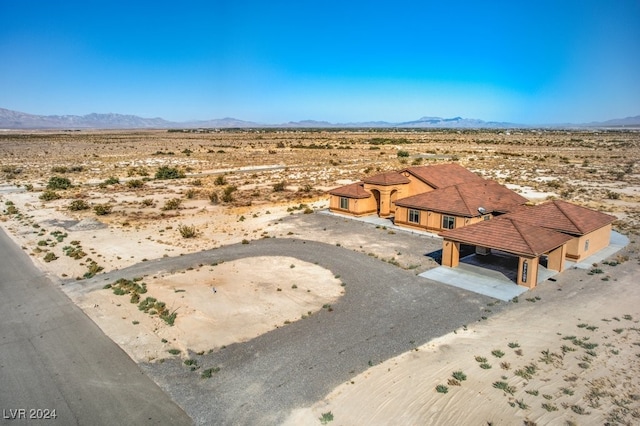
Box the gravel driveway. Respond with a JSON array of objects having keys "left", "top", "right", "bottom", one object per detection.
[{"left": 77, "top": 231, "right": 506, "bottom": 425}]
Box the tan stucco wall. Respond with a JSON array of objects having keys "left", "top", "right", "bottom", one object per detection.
[
  {"left": 328, "top": 194, "right": 377, "bottom": 216},
  {"left": 566, "top": 224, "right": 611, "bottom": 261},
  {"left": 405, "top": 174, "right": 435, "bottom": 196},
  {"left": 395, "top": 207, "right": 482, "bottom": 233},
  {"left": 363, "top": 183, "right": 412, "bottom": 216},
  {"left": 547, "top": 244, "right": 567, "bottom": 272},
  {"left": 442, "top": 240, "right": 460, "bottom": 268},
  {"left": 517, "top": 256, "right": 539, "bottom": 288}
]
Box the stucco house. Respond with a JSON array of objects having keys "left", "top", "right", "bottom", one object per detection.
[
  {"left": 328, "top": 163, "right": 489, "bottom": 218},
  {"left": 329, "top": 163, "right": 618, "bottom": 289}
]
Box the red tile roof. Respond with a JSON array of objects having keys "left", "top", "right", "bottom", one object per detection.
[
  {"left": 440, "top": 217, "right": 573, "bottom": 257},
  {"left": 328, "top": 182, "right": 371, "bottom": 199},
  {"left": 363, "top": 171, "right": 410, "bottom": 186},
  {"left": 504, "top": 199, "right": 617, "bottom": 235},
  {"left": 404, "top": 164, "right": 485, "bottom": 189},
  {"left": 395, "top": 180, "right": 527, "bottom": 217}
]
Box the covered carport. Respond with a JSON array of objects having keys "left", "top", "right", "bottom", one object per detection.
[{"left": 439, "top": 217, "right": 572, "bottom": 288}]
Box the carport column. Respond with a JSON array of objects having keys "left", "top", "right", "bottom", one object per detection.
[
  {"left": 442, "top": 239, "right": 460, "bottom": 268},
  {"left": 546, "top": 244, "right": 567, "bottom": 272},
  {"left": 379, "top": 189, "right": 391, "bottom": 217},
  {"left": 517, "top": 256, "right": 539, "bottom": 288}
]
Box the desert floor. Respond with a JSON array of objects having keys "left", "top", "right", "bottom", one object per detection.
[{"left": 1, "top": 128, "right": 639, "bottom": 424}]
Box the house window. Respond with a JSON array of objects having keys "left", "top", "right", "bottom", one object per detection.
[
  {"left": 483, "top": 214, "right": 491, "bottom": 221},
  {"left": 442, "top": 215, "right": 455, "bottom": 229},
  {"left": 408, "top": 209, "right": 420, "bottom": 224},
  {"left": 584, "top": 239, "right": 590, "bottom": 252},
  {"left": 339, "top": 197, "right": 349, "bottom": 210}
]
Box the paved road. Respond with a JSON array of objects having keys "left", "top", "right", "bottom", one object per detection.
[
  {"left": 74, "top": 238, "right": 506, "bottom": 425},
  {"left": 0, "top": 228, "right": 192, "bottom": 425}
]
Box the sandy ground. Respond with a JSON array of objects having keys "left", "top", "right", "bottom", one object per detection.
[
  {"left": 2, "top": 129, "right": 639, "bottom": 425},
  {"left": 2, "top": 186, "right": 640, "bottom": 425},
  {"left": 75, "top": 256, "right": 343, "bottom": 363},
  {"left": 285, "top": 254, "right": 640, "bottom": 425}
]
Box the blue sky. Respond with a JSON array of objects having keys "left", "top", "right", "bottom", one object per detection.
[{"left": 1, "top": 0, "right": 639, "bottom": 124}]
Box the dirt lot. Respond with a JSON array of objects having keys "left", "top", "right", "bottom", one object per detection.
[{"left": 1, "top": 128, "right": 639, "bottom": 424}]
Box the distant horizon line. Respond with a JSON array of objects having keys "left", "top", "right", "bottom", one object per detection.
[{"left": 1, "top": 106, "right": 639, "bottom": 129}]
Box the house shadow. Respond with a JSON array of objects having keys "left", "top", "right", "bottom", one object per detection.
[{"left": 459, "top": 249, "right": 519, "bottom": 283}]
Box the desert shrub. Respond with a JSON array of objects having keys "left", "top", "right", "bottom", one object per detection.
[
  {"left": 155, "top": 166, "right": 185, "bottom": 180},
  {"left": 191, "top": 179, "right": 203, "bottom": 186},
  {"left": 6, "top": 205, "right": 19, "bottom": 215},
  {"left": 452, "top": 371, "right": 467, "bottom": 381},
  {"left": 209, "top": 191, "right": 219, "bottom": 204},
  {"left": 606, "top": 190, "right": 621, "bottom": 200},
  {"left": 221, "top": 185, "right": 237, "bottom": 203},
  {"left": 43, "top": 252, "right": 58, "bottom": 262},
  {"left": 83, "top": 261, "right": 103, "bottom": 278},
  {"left": 140, "top": 198, "right": 154, "bottom": 207},
  {"left": 162, "top": 198, "right": 182, "bottom": 210},
  {"left": 47, "top": 176, "right": 71, "bottom": 190},
  {"left": 68, "top": 199, "right": 89, "bottom": 211},
  {"left": 397, "top": 150, "right": 410, "bottom": 158},
  {"left": 493, "top": 381, "right": 516, "bottom": 395},
  {"left": 185, "top": 188, "right": 197, "bottom": 199},
  {"left": 273, "top": 181, "right": 287, "bottom": 192},
  {"left": 299, "top": 184, "right": 313, "bottom": 193},
  {"left": 201, "top": 367, "right": 220, "bottom": 379},
  {"left": 104, "top": 176, "right": 119, "bottom": 185},
  {"left": 51, "top": 166, "right": 68, "bottom": 173},
  {"left": 93, "top": 204, "right": 112, "bottom": 215},
  {"left": 178, "top": 224, "right": 197, "bottom": 238},
  {"left": 435, "top": 385, "right": 449, "bottom": 394},
  {"left": 40, "top": 190, "right": 61, "bottom": 201},
  {"left": 127, "top": 179, "right": 144, "bottom": 189},
  {"left": 214, "top": 175, "right": 227, "bottom": 186}
]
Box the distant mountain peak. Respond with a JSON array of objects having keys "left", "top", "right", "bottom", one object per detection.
[{"left": 1, "top": 107, "right": 638, "bottom": 129}]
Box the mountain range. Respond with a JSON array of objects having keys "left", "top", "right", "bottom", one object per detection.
[{"left": 1, "top": 107, "right": 639, "bottom": 130}]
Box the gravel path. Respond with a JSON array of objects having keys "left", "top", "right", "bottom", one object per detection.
[{"left": 76, "top": 235, "right": 505, "bottom": 425}]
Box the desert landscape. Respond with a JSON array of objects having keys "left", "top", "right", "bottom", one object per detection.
[{"left": 1, "top": 128, "right": 640, "bottom": 425}]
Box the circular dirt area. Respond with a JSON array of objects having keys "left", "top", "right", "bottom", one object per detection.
[{"left": 78, "top": 256, "right": 344, "bottom": 362}]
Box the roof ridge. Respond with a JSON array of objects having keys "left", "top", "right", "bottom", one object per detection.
[
  {"left": 403, "top": 166, "right": 432, "bottom": 186},
  {"left": 455, "top": 184, "right": 475, "bottom": 216},
  {"left": 510, "top": 218, "right": 538, "bottom": 256},
  {"left": 553, "top": 200, "right": 584, "bottom": 234}
]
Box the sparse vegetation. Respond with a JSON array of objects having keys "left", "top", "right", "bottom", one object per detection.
[
  {"left": 68, "top": 199, "right": 89, "bottom": 211},
  {"left": 178, "top": 224, "right": 198, "bottom": 238},
  {"left": 47, "top": 176, "right": 71, "bottom": 190},
  {"left": 155, "top": 166, "right": 185, "bottom": 180},
  {"left": 93, "top": 203, "right": 112, "bottom": 215}
]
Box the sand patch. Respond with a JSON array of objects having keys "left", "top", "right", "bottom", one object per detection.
[
  {"left": 75, "top": 256, "right": 344, "bottom": 362},
  {"left": 285, "top": 264, "right": 640, "bottom": 425}
]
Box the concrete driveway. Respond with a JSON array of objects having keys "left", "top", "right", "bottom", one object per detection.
[{"left": 76, "top": 238, "right": 506, "bottom": 425}]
